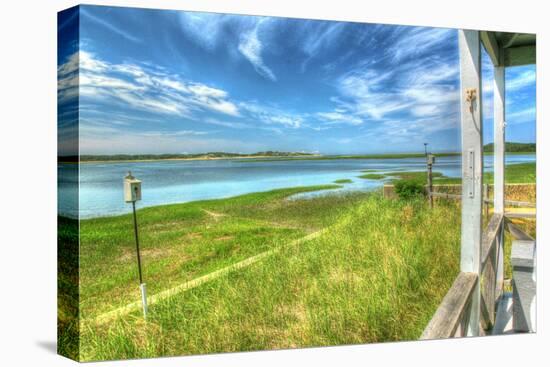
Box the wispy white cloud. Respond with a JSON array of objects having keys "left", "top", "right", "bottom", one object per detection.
[
  {"left": 239, "top": 101, "right": 305, "bottom": 128},
  {"left": 178, "top": 12, "right": 227, "bottom": 50},
  {"left": 81, "top": 8, "right": 142, "bottom": 43},
  {"left": 323, "top": 34, "right": 460, "bottom": 135},
  {"left": 317, "top": 112, "right": 363, "bottom": 126},
  {"left": 267, "top": 115, "right": 301, "bottom": 128},
  {"left": 507, "top": 70, "right": 536, "bottom": 91},
  {"left": 389, "top": 27, "right": 454, "bottom": 62},
  {"left": 299, "top": 21, "right": 346, "bottom": 71},
  {"left": 203, "top": 118, "right": 251, "bottom": 129},
  {"left": 58, "top": 50, "right": 241, "bottom": 118},
  {"left": 238, "top": 22, "right": 276, "bottom": 81},
  {"left": 351, "top": 111, "right": 460, "bottom": 149},
  {"left": 178, "top": 12, "right": 277, "bottom": 81},
  {"left": 406, "top": 62, "right": 458, "bottom": 86},
  {"left": 507, "top": 107, "right": 536, "bottom": 125},
  {"left": 139, "top": 130, "right": 211, "bottom": 137},
  {"left": 336, "top": 72, "right": 412, "bottom": 120},
  {"left": 302, "top": 22, "right": 345, "bottom": 56}
]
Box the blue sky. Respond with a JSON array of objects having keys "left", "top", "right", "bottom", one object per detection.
[{"left": 57, "top": 5, "right": 536, "bottom": 155}]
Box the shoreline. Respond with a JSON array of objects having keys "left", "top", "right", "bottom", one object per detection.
[
  {"left": 65, "top": 154, "right": 321, "bottom": 164},
  {"left": 60, "top": 161, "right": 536, "bottom": 220},
  {"left": 60, "top": 151, "right": 535, "bottom": 164},
  {"left": 65, "top": 184, "right": 346, "bottom": 221}
]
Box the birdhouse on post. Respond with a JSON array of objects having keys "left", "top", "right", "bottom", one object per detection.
[{"left": 124, "top": 172, "right": 142, "bottom": 203}]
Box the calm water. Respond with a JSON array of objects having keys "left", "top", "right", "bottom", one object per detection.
[{"left": 58, "top": 155, "right": 535, "bottom": 218}]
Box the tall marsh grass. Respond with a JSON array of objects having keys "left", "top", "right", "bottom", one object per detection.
[{"left": 78, "top": 192, "right": 461, "bottom": 361}]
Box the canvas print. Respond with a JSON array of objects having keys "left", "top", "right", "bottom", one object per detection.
[{"left": 58, "top": 5, "right": 536, "bottom": 362}]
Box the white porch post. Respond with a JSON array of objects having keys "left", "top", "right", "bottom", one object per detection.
[
  {"left": 494, "top": 66, "right": 506, "bottom": 298},
  {"left": 459, "top": 30, "right": 483, "bottom": 336}
]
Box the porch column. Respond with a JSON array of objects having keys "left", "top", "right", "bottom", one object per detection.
[
  {"left": 494, "top": 66, "right": 506, "bottom": 298},
  {"left": 459, "top": 30, "right": 483, "bottom": 336}
]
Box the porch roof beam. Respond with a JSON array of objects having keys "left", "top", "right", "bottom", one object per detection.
[
  {"left": 480, "top": 31, "right": 501, "bottom": 66},
  {"left": 503, "top": 45, "right": 536, "bottom": 66}
]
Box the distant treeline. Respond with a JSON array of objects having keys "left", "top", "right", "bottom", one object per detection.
[
  {"left": 77, "top": 151, "right": 316, "bottom": 162},
  {"left": 484, "top": 142, "right": 536, "bottom": 153}
]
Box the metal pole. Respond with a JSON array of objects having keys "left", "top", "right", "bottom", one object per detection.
[
  {"left": 427, "top": 161, "right": 433, "bottom": 208},
  {"left": 132, "top": 201, "right": 143, "bottom": 284},
  {"left": 132, "top": 201, "right": 148, "bottom": 318}
]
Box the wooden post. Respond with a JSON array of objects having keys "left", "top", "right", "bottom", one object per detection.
[
  {"left": 494, "top": 66, "right": 506, "bottom": 299},
  {"left": 459, "top": 30, "right": 483, "bottom": 336}
]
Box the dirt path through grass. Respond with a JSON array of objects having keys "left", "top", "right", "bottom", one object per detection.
[
  {"left": 201, "top": 209, "right": 226, "bottom": 220},
  {"left": 91, "top": 228, "right": 328, "bottom": 325}
]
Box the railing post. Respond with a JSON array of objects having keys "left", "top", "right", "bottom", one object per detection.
[
  {"left": 494, "top": 66, "right": 506, "bottom": 300},
  {"left": 459, "top": 30, "right": 483, "bottom": 336}
]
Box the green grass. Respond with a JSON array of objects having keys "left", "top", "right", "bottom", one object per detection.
[
  {"left": 386, "top": 171, "right": 445, "bottom": 181},
  {"left": 357, "top": 171, "right": 446, "bottom": 182},
  {"left": 433, "top": 162, "right": 536, "bottom": 184},
  {"left": 486, "top": 162, "right": 536, "bottom": 183},
  {"left": 359, "top": 173, "right": 386, "bottom": 180},
  {"left": 78, "top": 185, "right": 348, "bottom": 320},
  {"left": 333, "top": 179, "right": 353, "bottom": 184},
  {"left": 57, "top": 216, "right": 80, "bottom": 360},
  {"left": 379, "top": 162, "right": 536, "bottom": 185},
  {"left": 70, "top": 185, "right": 463, "bottom": 361}
]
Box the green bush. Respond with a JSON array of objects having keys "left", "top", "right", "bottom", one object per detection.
[{"left": 394, "top": 179, "right": 425, "bottom": 200}]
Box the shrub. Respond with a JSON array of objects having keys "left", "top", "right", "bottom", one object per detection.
[{"left": 394, "top": 179, "right": 425, "bottom": 200}]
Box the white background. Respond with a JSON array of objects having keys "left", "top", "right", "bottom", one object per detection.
[{"left": 0, "top": 0, "right": 547, "bottom": 365}]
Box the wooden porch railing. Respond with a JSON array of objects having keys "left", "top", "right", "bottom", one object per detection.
[
  {"left": 421, "top": 212, "right": 504, "bottom": 339},
  {"left": 429, "top": 191, "right": 535, "bottom": 208},
  {"left": 480, "top": 213, "right": 504, "bottom": 329},
  {"left": 421, "top": 272, "right": 478, "bottom": 338}
]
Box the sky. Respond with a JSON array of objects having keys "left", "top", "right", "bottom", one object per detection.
[{"left": 57, "top": 5, "right": 536, "bottom": 155}]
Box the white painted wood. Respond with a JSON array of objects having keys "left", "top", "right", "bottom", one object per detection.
[
  {"left": 492, "top": 292, "right": 514, "bottom": 335},
  {"left": 421, "top": 272, "right": 478, "bottom": 339},
  {"left": 480, "top": 31, "right": 501, "bottom": 66},
  {"left": 494, "top": 66, "right": 506, "bottom": 301},
  {"left": 511, "top": 240, "right": 536, "bottom": 332},
  {"left": 459, "top": 30, "right": 483, "bottom": 337},
  {"left": 494, "top": 67, "right": 506, "bottom": 214}
]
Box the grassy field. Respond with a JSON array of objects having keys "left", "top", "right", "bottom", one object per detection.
[
  {"left": 360, "top": 162, "right": 536, "bottom": 185},
  {"left": 59, "top": 161, "right": 535, "bottom": 361},
  {"left": 436, "top": 162, "right": 536, "bottom": 184},
  {"left": 79, "top": 185, "right": 345, "bottom": 320},
  {"left": 70, "top": 186, "right": 463, "bottom": 361}
]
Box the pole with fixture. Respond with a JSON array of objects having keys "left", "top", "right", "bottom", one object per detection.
[
  {"left": 426, "top": 154, "right": 435, "bottom": 208},
  {"left": 124, "top": 171, "right": 148, "bottom": 319}
]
